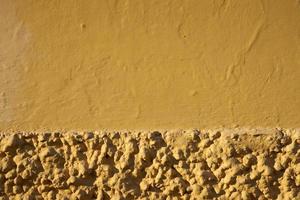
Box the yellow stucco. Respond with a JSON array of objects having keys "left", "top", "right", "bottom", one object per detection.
[{"left": 0, "top": 0, "right": 300, "bottom": 131}]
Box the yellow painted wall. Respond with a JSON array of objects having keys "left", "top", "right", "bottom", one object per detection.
[{"left": 0, "top": 0, "right": 300, "bottom": 131}]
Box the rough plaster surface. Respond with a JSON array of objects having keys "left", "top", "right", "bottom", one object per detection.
[
  {"left": 1, "top": 1, "right": 300, "bottom": 198},
  {"left": 0, "top": 129, "right": 300, "bottom": 199},
  {"left": 1, "top": 0, "right": 300, "bottom": 131}
]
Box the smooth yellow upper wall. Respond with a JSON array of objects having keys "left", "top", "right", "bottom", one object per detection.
[{"left": 0, "top": 0, "right": 300, "bottom": 131}]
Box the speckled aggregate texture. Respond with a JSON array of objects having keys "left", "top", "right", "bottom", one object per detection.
[{"left": 0, "top": 129, "right": 299, "bottom": 200}]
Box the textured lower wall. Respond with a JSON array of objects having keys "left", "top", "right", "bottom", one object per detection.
[{"left": 0, "top": 129, "right": 299, "bottom": 200}]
